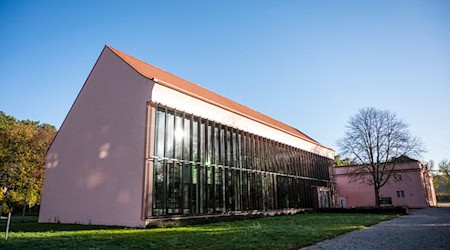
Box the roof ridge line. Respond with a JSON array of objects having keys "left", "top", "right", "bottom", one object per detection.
[{"left": 105, "top": 45, "right": 332, "bottom": 151}]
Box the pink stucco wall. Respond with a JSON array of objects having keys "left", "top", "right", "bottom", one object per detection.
[
  {"left": 335, "top": 161, "right": 437, "bottom": 208},
  {"left": 39, "top": 47, "right": 154, "bottom": 227}
]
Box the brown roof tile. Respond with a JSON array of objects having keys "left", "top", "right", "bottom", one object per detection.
[{"left": 106, "top": 45, "right": 329, "bottom": 149}]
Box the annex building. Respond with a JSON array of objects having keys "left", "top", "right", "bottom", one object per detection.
[
  {"left": 39, "top": 46, "right": 335, "bottom": 227},
  {"left": 335, "top": 156, "right": 437, "bottom": 208}
]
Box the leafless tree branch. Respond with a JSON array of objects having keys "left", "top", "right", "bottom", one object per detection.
[{"left": 337, "top": 107, "right": 426, "bottom": 206}]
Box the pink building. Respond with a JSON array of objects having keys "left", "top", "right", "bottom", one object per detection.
[
  {"left": 335, "top": 157, "right": 437, "bottom": 208},
  {"left": 39, "top": 46, "right": 335, "bottom": 227}
]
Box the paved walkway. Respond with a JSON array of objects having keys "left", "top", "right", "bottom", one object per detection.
[{"left": 302, "top": 207, "right": 450, "bottom": 250}]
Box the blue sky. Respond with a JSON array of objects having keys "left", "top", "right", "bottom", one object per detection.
[{"left": 1, "top": 1, "right": 449, "bottom": 165}]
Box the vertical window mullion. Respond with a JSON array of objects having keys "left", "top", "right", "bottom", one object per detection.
[
  {"left": 152, "top": 104, "right": 158, "bottom": 215},
  {"left": 211, "top": 121, "right": 216, "bottom": 213},
  {"left": 162, "top": 106, "right": 168, "bottom": 215},
  {"left": 189, "top": 115, "right": 194, "bottom": 214},
  {"left": 179, "top": 112, "right": 185, "bottom": 214},
  {"left": 173, "top": 110, "right": 178, "bottom": 214},
  {"left": 197, "top": 117, "right": 202, "bottom": 214},
  {"left": 173, "top": 110, "right": 176, "bottom": 159},
  {"left": 204, "top": 119, "right": 209, "bottom": 213}
]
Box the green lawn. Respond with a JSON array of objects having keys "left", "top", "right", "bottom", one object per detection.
[{"left": 0, "top": 213, "right": 397, "bottom": 249}]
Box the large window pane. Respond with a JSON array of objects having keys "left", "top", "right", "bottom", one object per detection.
[
  {"left": 183, "top": 116, "right": 190, "bottom": 160},
  {"left": 208, "top": 166, "right": 214, "bottom": 213},
  {"left": 153, "top": 160, "right": 165, "bottom": 216},
  {"left": 182, "top": 163, "right": 191, "bottom": 214},
  {"left": 226, "top": 129, "right": 231, "bottom": 166},
  {"left": 220, "top": 127, "right": 225, "bottom": 164},
  {"left": 165, "top": 112, "right": 174, "bottom": 158},
  {"left": 192, "top": 119, "right": 198, "bottom": 162},
  {"left": 167, "top": 163, "right": 181, "bottom": 215},
  {"left": 207, "top": 122, "right": 212, "bottom": 165},
  {"left": 214, "top": 125, "right": 219, "bottom": 164},
  {"left": 198, "top": 165, "right": 204, "bottom": 214},
  {"left": 175, "top": 115, "right": 183, "bottom": 159},
  {"left": 215, "top": 167, "right": 223, "bottom": 212},
  {"left": 155, "top": 109, "right": 165, "bottom": 158},
  {"left": 191, "top": 164, "right": 197, "bottom": 213},
  {"left": 200, "top": 120, "right": 205, "bottom": 163}
]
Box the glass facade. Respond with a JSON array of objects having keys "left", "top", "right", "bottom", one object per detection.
[{"left": 151, "top": 104, "right": 333, "bottom": 217}]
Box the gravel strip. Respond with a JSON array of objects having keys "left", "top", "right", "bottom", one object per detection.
[{"left": 301, "top": 207, "right": 450, "bottom": 250}]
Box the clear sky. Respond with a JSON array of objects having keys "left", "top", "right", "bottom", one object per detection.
[{"left": 1, "top": 1, "right": 449, "bottom": 165}]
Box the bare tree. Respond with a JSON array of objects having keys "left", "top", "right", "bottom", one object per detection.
[{"left": 337, "top": 107, "right": 425, "bottom": 206}]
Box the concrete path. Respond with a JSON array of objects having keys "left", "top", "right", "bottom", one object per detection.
[{"left": 302, "top": 207, "right": 450, "bottom": 250}]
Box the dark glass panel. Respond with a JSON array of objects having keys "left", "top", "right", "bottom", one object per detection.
[
  {"left": 183, "top": 116, "right": 190, "bottom": 160},
  {"left": 198, "top": 165, "right": 204, "bottom": 214},
  {"left": 167, "top": 162, "right": 181, "bottom": 215},
  {"left": 241, "top": 171, "right": 248, "bottom": 210},
  {"left": 226, "top": 129, "right": 231, "bottom": 166},
  {"left": 182, "top": 163, "right": 191, "bottom": 214},
  {"left": 227, "top": 169, "right": 234, "bottom": 211},
  {"left": 200, "top": 120, "right": 205, "bottom": 163},
  {"left": 234, "top": 168, "right": 241, "bottom": 211},
  {"left": 165, "top": 111, "right": 174, "bottom": 158},
  {"left": 175, "top": 115, "right": 183, "bottom": 159},
  {"left": 207, "top": 122, "right": 212, "bottom": 164},
  {"left": 241, "top": 132, "right": 247, "bottom": 169},
  {"left": 220, "top": 126, "right": 225, "bottom": 164},
  {"left": 155, "top": 109, "right": 165, "bottom": 158},
  {"left": 153, "top": 160, "right": 165, "bottom": 216},
  {"left": 255, "top": 136, "right": 260, "bottom": 171},
  {"left": 231, "top": 129, "right": 238, "bottom": 167},
  {"left": 249, "top": 134, "right": 254, "bottom": 170},
  {"left": 248, "top": 172, "right": 254, "bottom": 209},
  {"left": 237, "top": 133, "right": 242, "bottom": 169},
  {"left": 215, "top": 167, "right": 223, "bottom": 212},
  {"left": 261, "top": 138, "right": 266, "bottom": 172},
  {"left": 192, "top": 119, "right": 198, "bottom": 162},
  {"left": 191, "top": 164, "right": 198, "bottom": 213},
  {"left": 208, "top": 166, "right": 215, "bottom": 213},
  {"left": 214, "top": 125, "right": 219, "bottom": 164}
]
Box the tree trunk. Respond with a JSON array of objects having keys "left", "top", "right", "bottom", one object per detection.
[
  {"left": 22, "top": 187, "right": 28, "bottom": 221},
  {"left": 22, "top": 203, "right": 27, "bottom": 218},
  {"left": 374, "top": 186, "right": 380, "bottom": 207}
]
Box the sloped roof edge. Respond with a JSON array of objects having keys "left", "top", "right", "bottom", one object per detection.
[
  {"left": 105, "top": 45, "right": 332, "bottom": 150},
  {"left": 335, "top": 156, "right": 420, "bottom": 168}
]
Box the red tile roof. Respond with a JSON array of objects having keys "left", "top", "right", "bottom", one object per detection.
[{"left": 106, "top": 45, "right": 330, "bottom": 149}]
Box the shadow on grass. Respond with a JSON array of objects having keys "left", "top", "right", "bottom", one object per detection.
[
  {"left": 0, "top": 213, "right": 398, "bottom": 250},
  {"left": 0, "top": 216, "right": 124, "bottom": 232}
]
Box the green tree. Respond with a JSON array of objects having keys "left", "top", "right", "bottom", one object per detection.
[
  {"left": 334, "top": 154, "right": 354, "bottom": 166},
  {"left": 0, "top": 111, "right": 56, "bottom": 214},
  {"left": 438, "top": 159, "right": 450, "bottom": 189}
]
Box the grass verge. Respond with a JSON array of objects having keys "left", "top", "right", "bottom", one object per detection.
[{"left": 0, "top": 213, "right": 398, "bottom": 249}]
